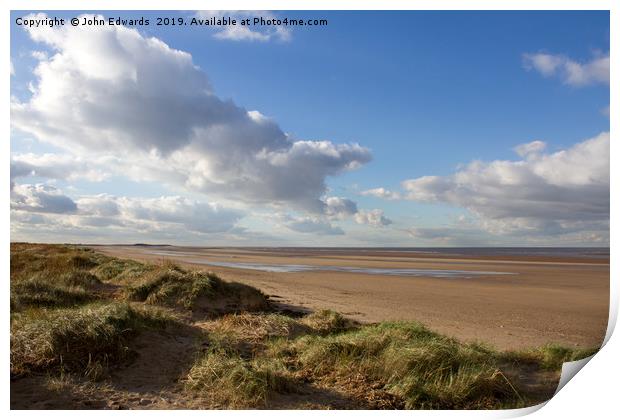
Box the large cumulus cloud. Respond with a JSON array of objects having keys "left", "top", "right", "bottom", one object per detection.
[{"left": 11, "top": 14, "right": 371, "bottom": 213}]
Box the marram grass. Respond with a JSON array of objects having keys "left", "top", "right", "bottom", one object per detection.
[{"left": 10, "top": 243, "right": 599, "bottom": 409}]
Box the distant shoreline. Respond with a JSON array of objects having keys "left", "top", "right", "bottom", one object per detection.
[{"left": 11, "top": 241, "right": 610, "bottom": 261}]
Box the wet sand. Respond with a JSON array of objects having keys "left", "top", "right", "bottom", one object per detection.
[{"left": 95, "top": 245, "right": 609, "bottom": 350}]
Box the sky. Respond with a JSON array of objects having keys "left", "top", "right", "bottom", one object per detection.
[{"left": 10, "top": 10, "right": 610, "bottom": 246}]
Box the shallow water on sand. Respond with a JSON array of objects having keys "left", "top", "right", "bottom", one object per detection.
[
  {"left": 196, "top": 260, "right": 516, "bottom": 278},
  {"left": 143, "top": 250, "right": 515, "bottom": 278}
]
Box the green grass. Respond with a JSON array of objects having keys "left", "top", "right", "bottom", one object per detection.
[
  {"left": 92, "top": 257, "right": 153, "bottom": 283},
  {"left": 189, "top": 317, "right": 507, "bottom": 409},
  {"left": 189, "top": 313, "right": 598, "bottom": 409},
  {"left": 275, "top": 321, "right": 517, "bottom": 409},
  {"left": 11, "top": 302, "right": 173, "bottom": 380},
  {"left": 503, "top": 344, "right": 597, "bottom": 371},
  {"left": 185, "top": 312, "right": 359, "bottom": 407},
  {"left": 11, "top": 275, "right": 95, "bottom": 310},
  {"left": 126, "top": 264, "right": 217, "bottom": 308},
  {"left": 10, "top": 244, "right": 105, "bottom": 311},
  {"left": 10, "top": 244, "right": 101, "bottom": 283},
  {"left": 10, "top": 243, "right": 600, "bottom": 409},
  {"left": 126, "top": 263, "right": 270, "bottom": 313},
  {"left": 58, "top": 270, "right": 102, "bottom": 288},
  {"left": 186, "top": 349, "right": 293, "bottom": 408}
]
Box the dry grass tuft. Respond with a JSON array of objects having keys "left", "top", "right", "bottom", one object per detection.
[
  {"left": 92, "top": 258, "right": 153, "bottom": 283},
  {"left": 186, "top": 349, "right": 294, "bottom": 408},
  {"left": 300, "top": 309, "right": 356, "bottom": 335},
  {"left": 206, "top": 313, "right": 309, "bottom": 343}
]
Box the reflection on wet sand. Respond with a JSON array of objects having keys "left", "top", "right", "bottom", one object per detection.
[{"left": 141, "top": 250, "right": 516, "bottom": 278}]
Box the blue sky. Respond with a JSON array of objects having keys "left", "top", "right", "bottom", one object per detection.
[{"left": 10, "top": 11, "right": 610, "bottom": 246}]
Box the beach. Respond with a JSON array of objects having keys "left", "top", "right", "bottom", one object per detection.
[
  {"left": 10, "top": 244, "right": 605, "bottom": 408},
  {"left": 96, "top": 245, "right": 610, "bottom": 350}
]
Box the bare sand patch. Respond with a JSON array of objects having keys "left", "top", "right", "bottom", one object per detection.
[{"left": 97, "top": 245, "right": 609, "bottom": 350}]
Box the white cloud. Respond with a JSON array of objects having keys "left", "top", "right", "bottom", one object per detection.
[
  {"left": 11, "top": 183, "right": 78, "bottom": 214},
  {"left": 324, "top": 196, "right": 358, "bottom": 219},
  {"left": 11, "top": 14, "right": 370, "bottom": 213},
  {"left": 195, "top": 11, "right": 291, "bottom": 43},
  {"left": 400, "top": 132, "right": 609, "bottom": 237},
  {"left": 523, "top": 51, "right": 609, "bottom": 86},
  {"left": 513, "top": 140, "right": 546, "bottom": 158},
  {"left": 276, "top": 213, "right": 344, "bottom": 236},
  {"left": 11, "top": 153, "right": 111, "bottom": 182},
  {"left": 76, "top": 194, "right": 120, "bottom": 217},
  {"left": 11, "top": 211, "right": 47, "bottom": 225},
  {"left": 401, "top": 176, "right": 452, "bottom": 202},
  {"left": 324, "top": 197, "right": 392, "bottom": 228},
  {"left": 360, "top": 187, "right": 401, "bottom": 200},
  {"left": 11, "top": 183, "right": 244, "bottom": 235},
  {"left": 31, "top": 50, "right": 48, "bottom": 60},
  {"left": 354, "top": 209, "right": 393, "bottom": 227},
  {"left": 116, "top": 196, "right": 243, "bottom": 234}
]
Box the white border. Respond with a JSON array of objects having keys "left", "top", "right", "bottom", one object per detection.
[{"left": 3, "top": 1, "right": 616, "bottom": 419}]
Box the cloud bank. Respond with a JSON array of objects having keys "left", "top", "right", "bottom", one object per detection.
[
  {"left": 11, "top": 14, "right": 370, "bottom": 215},
  {"left": 11, "top": 184, "right": 244, "bottom": 236},
  {"left": 369, "top": 132, "right": 609, "bottom": 239}
]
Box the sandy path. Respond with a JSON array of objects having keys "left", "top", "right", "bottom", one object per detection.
[{"left": 96, "top": 246, "right": 609, "bottom": 350}]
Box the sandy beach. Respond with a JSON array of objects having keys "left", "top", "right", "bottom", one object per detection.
[{"left": 96, "top": 246, "right": 609, "bottom": 350}]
